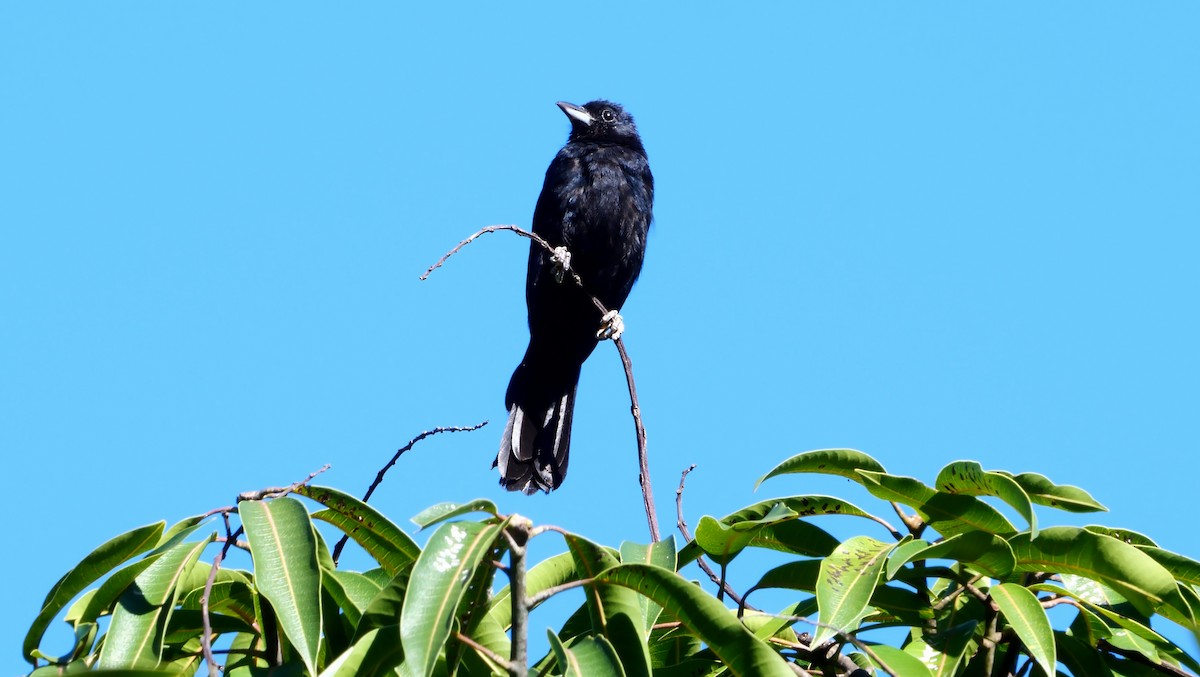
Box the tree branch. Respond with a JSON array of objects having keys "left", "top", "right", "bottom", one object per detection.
[
  {"left": 332, "top": 422, "right": 488, "bottom": 564},
  {"left": 675, "top": 465, "right": 746, "bottom": 607}
]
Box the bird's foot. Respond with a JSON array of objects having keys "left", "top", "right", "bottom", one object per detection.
[
  {"left": 596, "top": 309, "right": 625, "bottom": 341},
  {"left": 551, "top": 246, "right": 572, "bottom": 283}
]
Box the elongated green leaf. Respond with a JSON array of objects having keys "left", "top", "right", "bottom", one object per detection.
[
  {"left": 548, "top": 630, "right": 626, "bottom": 677},
  {"left": 866, "top": 644, "right": 934, "bottom": 677},
  {"left": 324, "top": 570, "right": 386, "bottom": 628},
  {"left": 1011, "top": 527, "right": 1179, "bottom": 617},
  {"left": 595, "top": 564, "right": 795, "bottom": 677},
  {"left": 23, "top": 522, "right": 165, "bottom": 664},
  {"left": 620, "top": 537, "right": 677, "bottom": 632},
  {"left": 756, "top": 448, "right": 886, "bottom": 488},
  {"left": 410, "top": 499, "right": 499, "bottom": 529},
  {"left": 70, "top": 556, "right": 162, "bottom": 628},
  {"left": 448, "top": 532, "right": 507, "bottom": 675},
  {"left": 858, "top": 471, "right": 1017, "bottom": 537},
  {"left": 814, "top": 535, "right": 904, "bottom": 646},
  {"left": 722, "top": 495, "right": 875, "bottom": 522},
  {"left": 240, "top": 498, "right": 323, "bottom": 675},
  {"left": 400, "top": 519, "right": 505, "bottom": 677},
  {"left": 320, "top": 625, "right": 404, "bottom": 677},
  {"left": 749, "top": 518, "right": 840, "bottom": 558},
  {"left": 695, "top": 504, "right": 797, "bottom": 565},
  {"left": 745, "top": 599, "right": 819, "bottom": 642},
  {"left": 620, "top": 537, "right": 677, "bottom": 571},
  {"left": 1137, "top": 546, "right": 1200, "bottom": 586},
  {"left": 356, "top": 565, "right": 413, "bottom": 639},
  {"left": 996, "top": 471, "right": 1107, "bottom": 513},
  {"left": 101, "top": 535, "right": 213, "bottom": 669},
  {"left": 1086, "top": 525, "right": 1157, "bottom": 547},
  {"left": 935, "top": 461, "right": 1036, "bottom": 536},
  {"left": 565, "top": 534, "right": 652, "bottom": 677},
  {"left": 297, "top": 484, "right": 420, "bottom": 575},
  {"left": 991, "top": 583, "right": 1055, "bottom": 675},
  {"left": 679, "top": 496, "right": 876, "bottom": 567},
  {"left": 887, "top": 532, "right": 1015, "bottom": 579}
]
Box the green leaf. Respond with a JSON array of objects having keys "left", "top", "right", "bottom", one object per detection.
[
  {"left": 858, "top": 471, "right": 1017, "bottom": 537},
  {"left": 620, "top": 537, "right": 677, "bottom": 631},
  {"left": 620, "top": 537, "right": 677, "bottom": 571},
  {"left": 935, "top": 461, "right": 1036, "bottom": 536},
  {"left": 694, "top": 503, "right": 797, "bottom": 565},
  {"left": 400, "top": 519, "right": 505, "bottom": 677},
  {"left": 324, "top": 569, "right": 386, "bottom": 629},
  {"left": 679, "top": 496, "right": 877, "bottom": 567},
  {"left": 887, "top": 532, "right": 1016, "bottom": 579},
  {"left": 240, "top": 497, "right": 324, "bottom": 676},
  {"left": 355, "top": 565, "right": 413, "bottom": 639},
  {"left": 23, "top": 521, "right": 165, "bottom": 664},
  {"left": 746, "top": 599, "right": 819, "bottom": 642},
  {"left": 1010, "top": 526, "right": 1179, "bottom": 617},
  {"left": 297, "top": 484, "right": 421, "bottom": 576},
  {"left": 1085, "top": 525, "right": 1157, "bottom": 547},
  {"left": 595, "top": 563, "right": 795, "bottom": 677},
  {"left": 866, "top": 644, "right": 934, "bottom": 677},
  {"left": 755, "top": 448, "right": 886, "bottom": 488},
  {"left": 997, "top": 471, "right": 1107, "bottom": 513},
  {"left": 410, "top": 499, "right": 500, "bottom": 529},
  {"left": 991, "top": 583, "right": 1055, "bottom": 676},
  {"left": 748, "top": 518, "right": 841, "bottom": 558},
  {"left": 319, "top": 625, "right": 404, "bottom": 677},
  {"left": 565, "top": 534, "right": 652, "bottom": 677},
  {"left": 1137, "top": 546, "right": 1200, "bottom": 586},
  {"left": 101, "top": 535, "right": 214, "bottom": 669},
  {"left": 548, "top": 630, "right": 626, "bottom": 677},
  {"left": 813, "top": 535, "right": 904, "bottom": 646}
]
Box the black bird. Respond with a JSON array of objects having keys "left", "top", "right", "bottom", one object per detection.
[{"left": 496, "top": 100, "right": 654, "bottom": 494}]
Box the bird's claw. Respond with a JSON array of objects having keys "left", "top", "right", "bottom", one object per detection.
[
  {"left": 551, "top": 246, "right": 572, "bottom": 283},
  {"left": 596, "top": 309, "right": 625, "bottom": 341}
]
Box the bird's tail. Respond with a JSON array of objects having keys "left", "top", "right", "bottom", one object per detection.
[{"left": 495, "top": 359, "right": 579, "bottom": 494}]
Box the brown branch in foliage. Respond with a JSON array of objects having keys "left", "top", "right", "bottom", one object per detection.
[
  {"left": 422, "top": 224, "right": 660, "bottom": 542},
  {"left": 674, "top": 465, "right": 746, "bottom": 607},
  {"left": 526, "top": 579, "right": 592, "bottom": 609},
  {"left": 501, "top": 520, "right": 533, "bottom": 677},
  {"left": 332, "top": 422, "right": 488, "bottom": 564},
  {"left": 201, "top": 513, "right": 247, "bottom": 676},
  {"left": 456, "top": 631, "right": 514, "bottom": 674},
  {"left": 236, "top": 464, "right": 331, "bottom": 502},
  {"left": 890, "top": 501, "right": 924, "bottom": 536}
]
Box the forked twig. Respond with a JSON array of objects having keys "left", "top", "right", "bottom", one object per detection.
[{"left": 423, "top": 224, "right": 661, "bottom": 542}]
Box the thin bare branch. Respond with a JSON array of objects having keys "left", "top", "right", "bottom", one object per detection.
[
  {"left": 526, "top": 579, "right": 592, "bottom": 609},
  {"left": 674, "top": 465, "right": 747, "bottom": 607},
  {"left": 332, "top": 422, "right": 488, "bottom": 564}
]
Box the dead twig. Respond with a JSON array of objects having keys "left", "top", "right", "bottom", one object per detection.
[
  {"left": 675, "top": 465, "right": 745, "bottom": 607},
  {"left": 237, "top": 464, "right": 331, "bottom": 502},
  {"left": 332, "top": 422, "right": 488, "bottom": 564}
]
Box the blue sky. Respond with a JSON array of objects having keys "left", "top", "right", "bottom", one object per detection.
[{"left": 3, "top": 3, "right": 1199, "bottom": 672}]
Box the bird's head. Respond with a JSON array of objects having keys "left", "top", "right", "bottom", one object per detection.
[{"left": 557, "top": 100, "right": 643, "bottom": 148}]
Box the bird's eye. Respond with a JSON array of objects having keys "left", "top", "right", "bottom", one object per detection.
[{"left": 601, "top": 108, "right": 616, "bottom": 123}]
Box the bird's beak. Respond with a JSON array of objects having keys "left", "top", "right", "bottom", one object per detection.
[{"left": 556, "top": 101, "right": 593, "bottom": 127}]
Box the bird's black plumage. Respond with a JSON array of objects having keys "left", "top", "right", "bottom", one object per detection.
[{"left": 496, "top": 100, "right": 654, "bottom": 494}]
